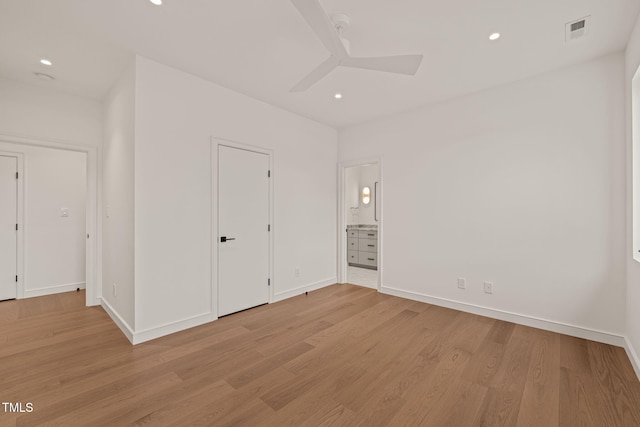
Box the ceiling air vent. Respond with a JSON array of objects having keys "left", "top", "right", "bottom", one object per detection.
[{"left": 565, "top": 16, "right": 591, "bottom": 42}]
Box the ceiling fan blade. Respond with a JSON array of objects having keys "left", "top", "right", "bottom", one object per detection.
[
  {"left": 290, "top": 56, "right": 339, "bottom": 92},
  {"left": 340, "top": 54, "right": 424, "bottom": 75},
  {"left": 290, "top": 0, "right": 349, "bottom": 59}
]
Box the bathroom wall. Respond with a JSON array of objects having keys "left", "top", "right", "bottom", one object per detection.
[
  {"left": 358, "top": 164, "right": 380, "bottom": 225},
  {"left": 346, "top": 164, "right": 380, "bottom": 226},
  {"left": 345, "top": 166, "right": 360, "bottom": 225}
]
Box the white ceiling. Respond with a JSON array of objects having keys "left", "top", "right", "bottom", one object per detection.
[{"left": 0, "top": 0, "right": 638, "bottom": 128}]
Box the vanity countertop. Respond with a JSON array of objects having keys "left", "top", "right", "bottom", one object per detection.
[{"left": 347, "top": 224, "right": 378, "bottom": 231}]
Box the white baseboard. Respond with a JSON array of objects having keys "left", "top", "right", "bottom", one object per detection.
[
  {"left": 132, "top": 313, "right": 214, "bottom": 345},
  {"left": 272, "top": 277, "right": 337, "bottom": 303},
  {"left": 624, "top": 337, "right": 640, "bottom": 381},
  {"left": 380, "top": 286, "right": 626, "bottom": 347},
  {"left": 23, "top": 282, "right": 85, "bottom": 299},
  {"left": 100, "top": 297, "right": 135, "bottom": 343},
  {"left": 130, "top": 278, "right": 337, "bottom": 343},
  {"left": 98, "top": 278, "right": 337, "bottom": 345},
  {"left": 101, "top": 297, "right": 213, "bottom": 345}
]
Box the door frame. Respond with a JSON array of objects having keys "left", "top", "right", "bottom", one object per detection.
[
  {"left": 211, "top": 137, "right": 274, "bottom": 319},
  {"left": 0, "top": 134, "right": 99, "bottom": 306},
  {"left": 0, "top": 152, "right": 23, "bottom": 299},
  {"left": 338, "top": 157, "right": 383, "bottom": 290}
]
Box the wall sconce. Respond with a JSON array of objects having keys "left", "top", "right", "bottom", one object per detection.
[{"left": 362, "top": 186, "right": 371, "bottom": 205}]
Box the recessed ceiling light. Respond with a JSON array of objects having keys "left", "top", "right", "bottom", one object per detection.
[
  {"left": 34, "top": 72, "right": 55, "bottom": 82},
  {"left": 489, "top": 32, "right": 501, "bottom": 41},
  {"left": 334, "top": 93, "right": 343, "bottom": 99},
  {"left": 40, "top": 59, "right": 52, "bottom": 66},
  {"left": 150, "top": 0, "right": 162, "bottom": 5}
]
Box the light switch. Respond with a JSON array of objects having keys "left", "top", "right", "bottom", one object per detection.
[{"left": 60, "top": 208, "right": 69, "bottom": 218}]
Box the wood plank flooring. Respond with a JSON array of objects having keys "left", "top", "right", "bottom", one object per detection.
[{"left": 1, "top": 284, "right": 639, "bottom": 426}]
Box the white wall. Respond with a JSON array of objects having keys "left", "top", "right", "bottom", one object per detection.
[
  {"left": 132, "top": 56, "right": 337, "bottom": 338},
  {"left": 345, "top": 164, "right": 380, "bottom": 226},
  {"left": 339, "top": 53, "right": 626, "bottom": 341},
  {"left": 345, "top": 166, "right": 360, "bottom": 225},
  {"left": 358, "top": 164, "right": 380, "bottom": 225},
  {"left": 0, "top": 78, "right": 101, "bottom": 146},
  {"left": 0, "top": 142, "right": 86, "bottom": 297},
  {"left": 102, "top": 62, "right": 136, "bottom": 331},
  {"left": 625, "top": 14, "right": 640, "bottom": 376}
]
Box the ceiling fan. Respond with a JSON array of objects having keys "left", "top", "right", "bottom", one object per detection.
[{"left": 289, "top": 0, "right": 424, "bottom": 92}]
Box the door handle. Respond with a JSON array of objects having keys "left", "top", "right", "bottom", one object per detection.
[{"left": 220, "top": 236, "right": 236, "bottom": 242}]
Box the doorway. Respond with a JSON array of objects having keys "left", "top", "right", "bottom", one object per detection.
[
  {"left": 0, "top": 136, "right": 97, "bottom": 306},
  {"left": 339, "top": 160, "right": 381, "bottom": 289},
  {"left": 217, "top": 143, "right": 272, "bottom": 316}
]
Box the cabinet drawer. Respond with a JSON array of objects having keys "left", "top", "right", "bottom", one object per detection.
[
  {"left": 358, "top": 238, "right": 377, "bottom": 253},
  {"left": 358, "top": 230, "right": 377, "bottom": 239},
  {"left": 358, "top": 252, "right": 377, "bottom": 267},
  {"left": 347, "top": 229, "right": 358, "bottom": 238},
  {"left": 347, "top": 250, "right": 358, "bottom": 263},
  {"left": 347, "top": 238, "right": 358, "bottom": 250}
]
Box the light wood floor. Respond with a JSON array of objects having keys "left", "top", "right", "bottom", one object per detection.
[{"left": 1, "top": 285, "right": 639, "bottom": 426}]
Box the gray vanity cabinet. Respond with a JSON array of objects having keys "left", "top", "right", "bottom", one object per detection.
[{"left": 347, "top": 229, "right": 377, "bottom": 270}]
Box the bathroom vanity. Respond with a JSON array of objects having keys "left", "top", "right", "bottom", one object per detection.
[{"left": 347, "top": 226, "right": 378, "bottom": 270}]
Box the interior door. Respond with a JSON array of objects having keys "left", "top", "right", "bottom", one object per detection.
[
  {"left": 218, "top": 145, "right": 269, "bottom": 316},
  {"left": 0, "top": 156, "right": 17, "bottom": 301}
]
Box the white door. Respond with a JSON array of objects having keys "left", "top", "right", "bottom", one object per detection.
[
  {"left": 218, "top": 145, "right": 270, "bottom": 316},
  {"left": 0, "top": 156, "right": 17, "bottom": 301}
]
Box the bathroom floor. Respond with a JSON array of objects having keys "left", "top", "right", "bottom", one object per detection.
[{"left": 347, "top": 266, "right": 378, "bottom": 289}]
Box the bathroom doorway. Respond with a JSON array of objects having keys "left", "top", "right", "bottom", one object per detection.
[{"left": 339, "top": 160, "right": 381, "bottom": 289}]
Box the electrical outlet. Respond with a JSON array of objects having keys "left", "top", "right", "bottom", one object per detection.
[
  {"left": 113, "top": 283, "right": 117, "bottom": 297},
  {"left": 484, "top": 281, "right": 493, "bottom": 294},
  {"left": 457, "top": 277, "right": 466, "bottom": 289},
  {"left": 295, "top": 267, "right": 300, "bottom": 278}
]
